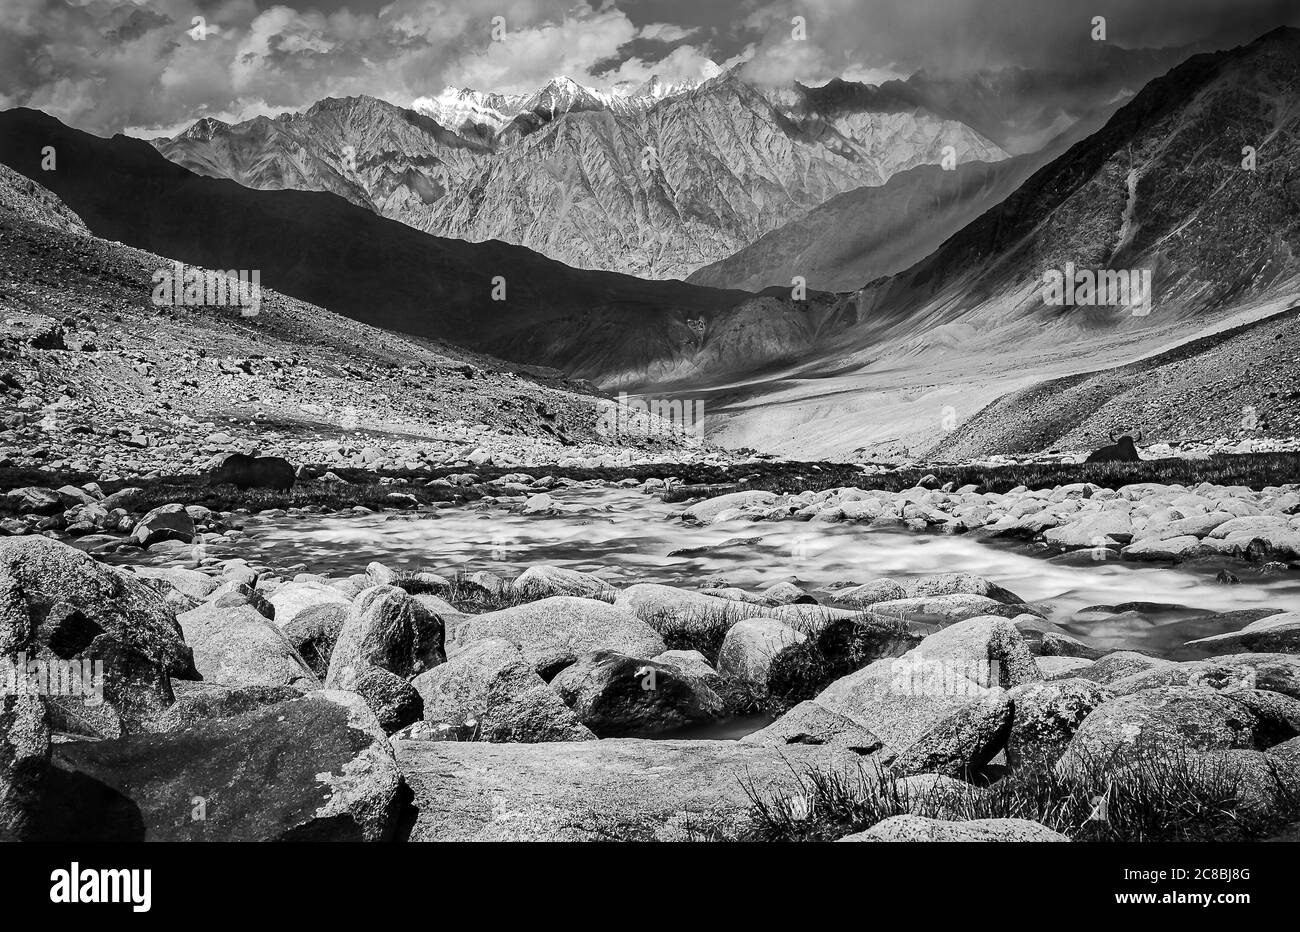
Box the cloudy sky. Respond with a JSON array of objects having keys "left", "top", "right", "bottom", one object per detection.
[{"left": 2, "top": 0, "right": 1297, "bottom": 137}]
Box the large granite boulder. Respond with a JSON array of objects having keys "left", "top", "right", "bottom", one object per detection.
[
  {"left": 395, "top": 737, "right": 853, "bottom": 841},
  {"left": 512, "top": 565, "right": 618, "bottom": 601},
  {"left": 24, "top": 691, "right": 404, "bottom": 841},
  {"left": 1056, "top": 686, "right": 1273, "bottom": 775},
  {"left": 814, "top": 616, "right": 1040, "bottom": 776},
  {"left": 325, "top": 586, "right": 445, "bottom": 690},
  {"left": 178, "top": 604, "right": 318, "bottom": 689},
  {"left": 550, "top": 650, "right": 726, "bottom": 737},
  {"left": 410, "top": 638, "right": 592, "bottom": 742},
  {"left": 717, "top": 618, "right": 805, "bottom": 692},
  {"left": 455, "top": 597, "right": 665, "bottom": 680},
  {"left": 129, "top": 504, "right": 195, "bottom": 549},
  {"left": 0, "top": 537, "right": 195, "bottom": 734}
]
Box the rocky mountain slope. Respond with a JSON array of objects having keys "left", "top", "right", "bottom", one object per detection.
[
  {"left": 835, "top": 26, "right": 1300, "bottom": 351},
  {"left": 682, "top": 27, "right": 1300, "bottom": 459},
  {"left": 1, "top": 108, "right": 791, "bottom": 390},
  {"left": 154, "top": 74, "right": 1007, "bottom": 280},
  {"left": 685, "top": 154, "right": 1038, "bottom": 293},
  {"left": 158, "top": 97, "right": 494, "bottom": 221},
  {"left": 685, "top": 108, "right": 1122, "bottom": 294},
  {"left": 0, "top": 165, "right": 713, "bottom": 477},
  {"left": 930, "top": 306, "right": 1300, "bottom": 460}
]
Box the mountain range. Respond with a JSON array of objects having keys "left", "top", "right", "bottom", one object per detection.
[
  {"left": 0, "top": 106, "right": 791, "bottom": 391},
  {"left": 154, "top": 71, "right": 1007, "bottom": 280},
  {"left": 690, "top": 27, "right": 1300, "bottom": 458},
  {"left": 4, "top": 29, "right": 1298, "bottom": 461}
]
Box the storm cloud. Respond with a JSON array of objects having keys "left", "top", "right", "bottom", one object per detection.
[{"left": 0, "top": 0, "right": 1295, "bottom": 137}]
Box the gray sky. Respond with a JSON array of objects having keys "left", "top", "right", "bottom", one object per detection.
[{"left": 2, "top": 0, "right": 1296, "bottom": 136}]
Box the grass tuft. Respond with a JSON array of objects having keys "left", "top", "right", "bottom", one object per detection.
[{"left": 740, "top": 750, "right": 1300, "bottom": 842}]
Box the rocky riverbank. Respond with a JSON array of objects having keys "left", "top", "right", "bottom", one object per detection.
[
  {"left": 2, "top": 472, "right": 1299, "bottom": 841},
  {"left": 5, "top": 462, "right": 1300, "bottom": 572},
  {"left": 682, "top": 479, "right": 1300, "bottom": 569},
  {"left": 921, "top": 435, "right": 1300, "bottom": 469}
]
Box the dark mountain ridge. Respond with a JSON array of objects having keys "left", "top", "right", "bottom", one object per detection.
[{"left": 0, "top": 108, "right": 758, "bottom": 375}]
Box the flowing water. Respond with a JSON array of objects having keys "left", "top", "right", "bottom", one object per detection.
[
  {"left": 108, "top": 484, "right": 1300, "bottom": 740},
  {"left": 166, "top": 485, "right": 1300, "bottom": 659}
]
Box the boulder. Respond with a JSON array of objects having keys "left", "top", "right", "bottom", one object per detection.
[
  {"left": 0, "top": 695, "right": 49, "bottom": 839},
  {"left": 1267, "top": 735, "right": 1300, "bottom": 774},
  {"left": 365, "top": 561, "right": 396, "bottom": 586},
  {"left": 0, "top": 537, "right": 195, "bottom": 733},
  {"left": 207, "top": 454, "right": 295, "bottom": 492},
  {"left": 132, "top": 566, "right": 220, "bottom": 602},
  {"left": 867, "top": 593, "right": 1030, "bottom": 622},
  {"left": 178, "top": 604, "right": 319, "bottom": 690},
  {"left": 701, "top": 586, "right": 771, "bottom": 604},
  {"left": 1005, "top": 678, "right": 1113, "bottom": 768},
  {"left": 1056, "top": 686, "right": 1266, "bottom": 775},
  {"left": 840, "top": 815, "right": 1069, "bottom": 842},
  {"left": 324, "top": 586, "right": 445, "bottom": 691},
  {"left": 129, "top": 504, "right": 195, "bottom": 548},
  {"left": 1038, "top": 656, "right": 1096, "bottom": 678},
  {"left": 1208, "top": 515, "right": 1293, "bottom": 539},
  {"left": 349, "top": 667, "right": 423, "bottom": 735},
  {"left": 281, "top": 602, "right": 349, "bottom": 679},
  {"left": 837, "top": 574, "right": 1024, "bottom": 608},
  {"left": 512, "top": 565, "right": 618, "bottom": 601},
  {"left": 814, "top": 617, "right": 1039, "bottom": 776},
  {"left": 395, "top": 737, "right": 846, "bottom": 841},
  {"left": 763, "top": 582, "right": 814, "bottom": 605},
  {"left": 650, "top": 649, "right": 721, "bottom": 682},
  {"left": 456, "top": 597, "right": 665, "bottom": 680},
  {"left": 615, "top": 583, "right": 858, "bottom": 631},
  {"left": 550, "top": 650, "right": 726, "bottom": 737},
  {"left": 267, "top": 580, "right": 351, "bottom": 629},
  {"left": 898, "top": 615, "right": 1042, "bottom": 688},
  {"left": 463, "top": 571, "right": 510, "bottom": 600},
  {"left": 1186, "top": 613, "right": 1300, "bottom": 656},
  {"left": 765, "top": 614, "right": 920, "bottom": 706},
  {"left": 717, "top": 618, "right": 805, "bottom": 692},
  {"left": 740, "top": 700, "right": 884, "bottom": 754},
  {"left": 210, "top": 582, "right": 274, "bottom": 620},
  {"left": 1120, "top": 536, "right": 1201, "bottom": 562},
  {"left": 833, "top": 580, "right": 907, "bottom": 606},
  {"left": 1043, "top": 514, "right": 1133, "bottom": 549},
  {"left": 143, "top": 684, "right": 304, "bottom": 733},
  {"left": 521, "top": 493, "right": 554, "bottom": 515},
  {"left": 3, "top": 487, "right": 61, "bottom": 515},
  {"left": 1069, "top": 651, "right": 1172, "bottom": 684},
  {"left": 410, "top": 638, "right": 592, "bottom": 742},
  {"left": 680, "top": 491, "right": 778, "bottom": 525},
  {"left": 1105, "top": 653, "right": 1300, "bottom": 701},
  {"left": 25, "top": 691, "right": 404, "bottom": 841},
  {"left": 889, "top": 692, "right": 1014, "bottom": 777},
  {"left": 1039, "top": 632, "right": 1106, "bottom": 660}
]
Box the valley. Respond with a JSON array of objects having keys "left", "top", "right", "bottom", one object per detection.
[{"left": 2, "top": 9, "right": 1299, "bottom": 856}]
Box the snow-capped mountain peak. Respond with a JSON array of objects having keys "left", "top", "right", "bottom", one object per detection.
[
  {"left": 410, "top": 86, "right": 528, "bottom": 138},
  {"left": 626, "top": 73, "right": 709, "bottom": 100},
  {"left": 518, "top": 76, "right": 645, "bottom": 118}
]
